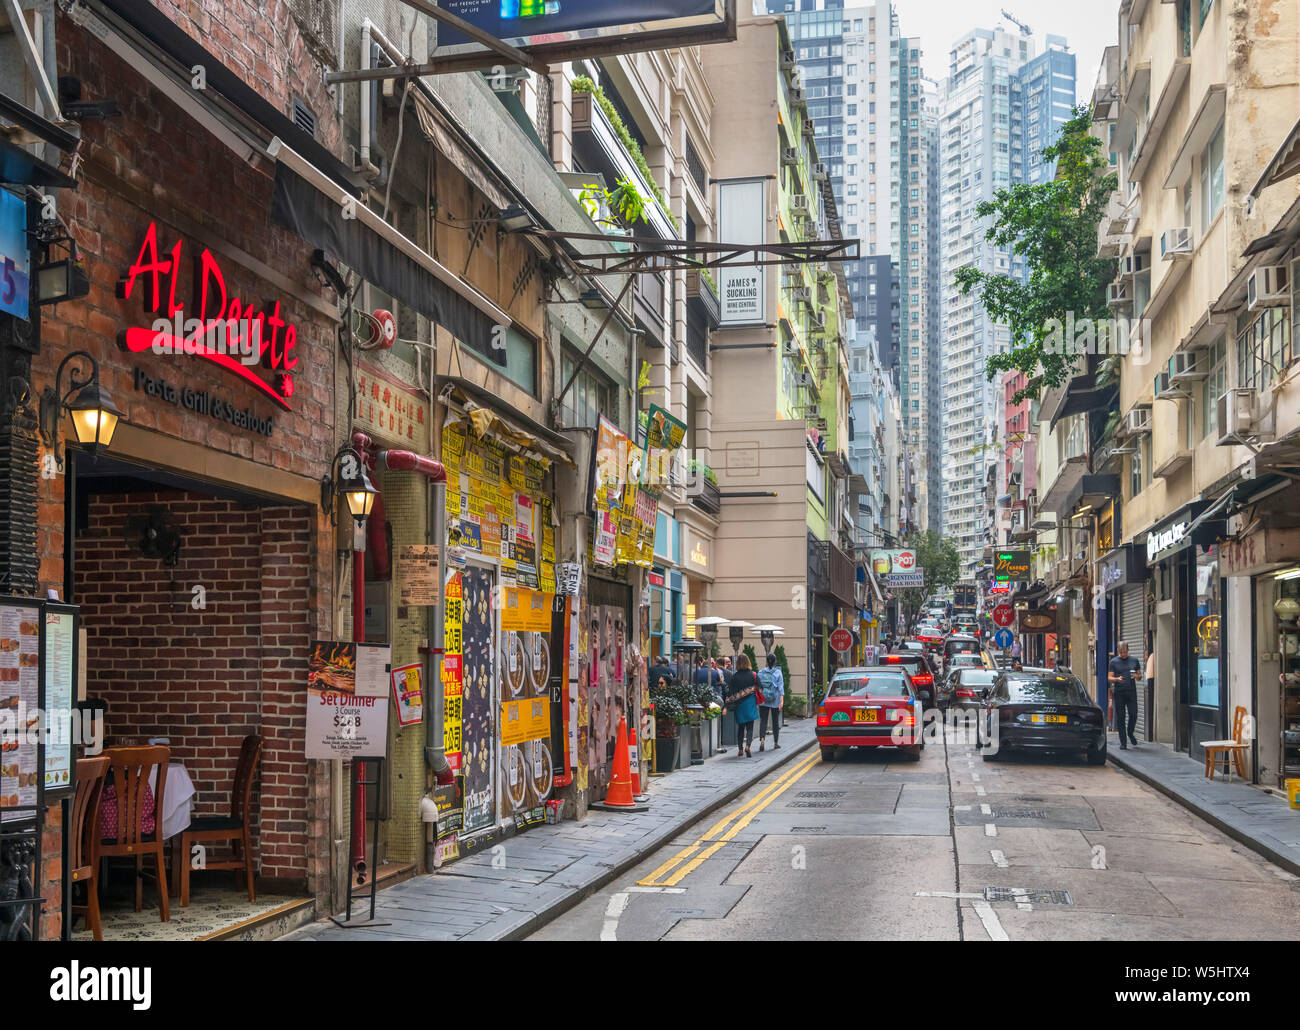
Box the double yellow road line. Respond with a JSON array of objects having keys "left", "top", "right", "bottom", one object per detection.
[{"left": 636, "top": 750, "right": 822, "bottom": 888}]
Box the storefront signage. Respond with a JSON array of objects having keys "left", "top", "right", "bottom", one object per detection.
[
  {"left": 1220, "top": 527, "right": 1300, "bottom": 578},
  {"left": 500, "top": 696, "right": 551, "bottom": 747},
  {"left": 306, "top": 641, "right": 391, "bottom": 759},
  {"left": 1146, "top": 521, "right": 1188, "bottom": 564},
  {"left": 133, "top": 367, "right": 274, "bottom": 437},
  {"left": 390, "top": 663, "right": 424, "bottom": 727},
  {"left": 500, "top": 587, "right": 552, "bottom": 632},
  {"left": 689, "top": 541, "right": 708, "bottom": 570},
  {"left": 120, "top": 222, "right": 297, "bottom": 410},
  {"left": 0, "top": 188, "right": 29, "bottom": 321},
  {"left": 994, "top": 550, "right": 1032, "bottom": 582},
  {"left": 717, "top": 179, "right": 766, "bottom": 326},
  {"left": 396, "top": 545, "right": 441, "bottom": 606},
  {"left": 1098, "top": 544, "right": 1145, "bottom": 593},
  {"left": 1020, "top": 611, "right": 1056, "bottom": 632},
  {"left": 355, "top": 364, "right": 427, "bottom": 444}
]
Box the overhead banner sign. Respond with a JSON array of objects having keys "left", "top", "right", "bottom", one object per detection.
[
  {"left": 0, "top": 189, "right": 30, "bottom": 321},
  {"left": 717, "top": 179, "right": 766, "bottom": 327},
  {"left": 438, "top": 0, "right": 721, "bottom": 47}
]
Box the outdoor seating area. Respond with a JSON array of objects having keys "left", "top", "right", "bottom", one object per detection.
[{"left": 68, "top": 735, "right": 266, "bottom": 940}]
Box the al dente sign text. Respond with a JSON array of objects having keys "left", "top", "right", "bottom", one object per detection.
[{"left": 119, "top": 222, "right": 298, "bottom": 410}]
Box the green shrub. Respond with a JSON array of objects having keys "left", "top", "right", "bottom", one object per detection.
[{"left": 785, "top": 695, "right": 808, "bottom": 719}]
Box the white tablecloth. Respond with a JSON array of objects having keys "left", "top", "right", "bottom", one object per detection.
[{"left": 148, "top": 762, "right": 195, "bottom": 840}]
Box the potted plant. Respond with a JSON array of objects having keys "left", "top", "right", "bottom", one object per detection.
[
  {"left": 650, "top": 685, "right": 686, "bottom": 773},
  {"left": 579, "top": 175, "right": 648, "bottom": 254}
]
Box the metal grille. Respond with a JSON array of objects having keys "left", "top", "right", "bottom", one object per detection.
[
  {"left": 983, "top": 887, "right": 1073, "bottom": 905},
  {"left": 292, "top": 97, "right": 317, "bottom": 138},
  {"left": 796, "top": 791, "right": 848, "bottom": 799},
  {"left": 993, "top": 809, "right": 1047, "bottom": 819},
  {"left": 685, "top": 133, "right": 707, "bottom": 195},
  {"left": 789, "top": 801, "right": 839, "bottom": 809},
  {"left": 790, "top": 827, "right": 828, "bottom": 833}
]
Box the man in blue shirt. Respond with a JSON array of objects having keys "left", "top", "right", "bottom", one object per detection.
[{"left": 1108, "top": 641, "right": 1143, "bottom": 749}]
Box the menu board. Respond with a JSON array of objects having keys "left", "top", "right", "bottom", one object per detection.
[
  {"left": 306, "top": 641, "right": 390, "bottom": 759},
  {"left": 42, "top": 605, "right": 77, "bottom": 796},
  {"left": 0, "top": 599, "right": 41, "bottom": 823}
]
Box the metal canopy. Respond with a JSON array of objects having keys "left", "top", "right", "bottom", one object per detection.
[{"left": 520, "top": 228, "right": 860, "bottom": 276}]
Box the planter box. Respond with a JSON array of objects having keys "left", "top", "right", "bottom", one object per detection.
[{"left": 654, "top": 736, "right": 679, "bottom": 773}]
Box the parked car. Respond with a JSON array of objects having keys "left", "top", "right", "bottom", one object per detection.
[
  {"left": 816, "top": 666, "right": 923, "bottom": 762},
  {"left": 976, "top": 668, "right": 1107, "bottom": 765}
]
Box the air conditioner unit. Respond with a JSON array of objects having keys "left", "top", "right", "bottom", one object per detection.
[
  {"left": 783, "top": 262, "right": 803, "bottom": 276},
  {"left": 1247, "top": 265, "right": 1290, "bottom": 309},
  {"left": 1106, "top": 281, "right": 1132, "bottom": 307},
  {"left": 790, "top": 286, "right": 812, "bottom": 304},
  {"left": 782, "top": 341, "right": 801, "bottom": 357},
  {"left": 793, "top": 371, "right": 815, "bottom": 388},
  {"left": 789, "top": 87, "right": 806, "bottom": 104},
  {"left": 1169, "top": 350, "right": 1206, "bottom": 382},
  {"left": 814, "top": 163, "right": 828, "bottom": 182},
  {"left": 810, "top": 312, "right": 826, "bottom": 330},
  {"left": 1160, "top": 227, "right": 1193, "bottom": 259},
  {"left": 1155, "top": 369, "right": 1190, "bottom": 400},
  {"left": 791, "top": 194, "right": 810, "bottom": 212},
  {"left": 1121, "top": 407, "right": 1151, "bottom": 438},
  {"left": 1119, "top": 253, "right": 1145, "bottom": 278},
  {"left": 1216, "top": 388, "right": 1274, "bottom": 445},
  {"left": 781, "top": 147, "right": 799, "bottom": 167},
  {"left": 780, "top": 52, "right": 795, "bottom": 71}
]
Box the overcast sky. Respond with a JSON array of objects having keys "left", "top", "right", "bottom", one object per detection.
[{"left": 894, "top": 0, "right": 1121, "bottom": 100}]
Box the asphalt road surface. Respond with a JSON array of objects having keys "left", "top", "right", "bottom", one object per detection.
[{"left": 528, "top": 718, "right": 1300, "bottom": 941}]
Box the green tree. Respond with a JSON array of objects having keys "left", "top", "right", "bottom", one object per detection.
[
  {"left": 898, "top": 532, "right": 961, "bottom": 623},
  {"left": 953, "top": 108, "right": 1118, "bottom": 402}
]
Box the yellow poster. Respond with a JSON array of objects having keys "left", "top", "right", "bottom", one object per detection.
[
  {"left": 500, "top": 696, "right": 551, "bottom": 746},
  {"left": 500, "top": 587, "right": 554, "bottom": 631}
]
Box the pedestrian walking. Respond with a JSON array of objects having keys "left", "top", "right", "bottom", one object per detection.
[
  {"left": 1010, "top": 638, "right": 1022, "bottom": 662},
  {"left": 722, "top": 653, "right": 761, "bottom": 757},
  {"left": 695, "top": 657, "right": 723, "bottom": 700},
  {"left": 1108, "top": 640, "right": 1142, "bottom": 750},
  {"left": 757, "top": 653, "right": 784, "bottom": 751}
]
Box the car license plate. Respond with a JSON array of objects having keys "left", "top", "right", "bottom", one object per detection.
[
  {"left": 853, "top": 709, "right": 879, "bottom": 723},
  {"left": 1031, "top": 714, "right": 1067, "bottom": 724}
]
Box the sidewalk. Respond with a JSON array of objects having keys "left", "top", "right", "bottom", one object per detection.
[
  {"left": 1109, "top": 738, "right": 1300, "bottom": 878},
  {"left": 281, "top": 720, "right": 816, "bottom": 941}
]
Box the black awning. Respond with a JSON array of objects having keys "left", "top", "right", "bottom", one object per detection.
[
  {"left": 95, "top": 0, "right": 361, "bottom": 192},
  {"left": 271, "top": 165, "right": 500, "bottom": 367},
  {"left": 1063, "top": 474, "right": 1121, "bottom": 518},
  {"left": 0, "top": 138, "right": 76, "bottom": 188}
]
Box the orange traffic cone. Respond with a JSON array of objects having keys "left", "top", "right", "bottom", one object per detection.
[
  {"left": 628, "top": 720, "right": 646, "bottom": 799},
  {"left": 604, "top": 715, "right": 637, "bottom": 808}
]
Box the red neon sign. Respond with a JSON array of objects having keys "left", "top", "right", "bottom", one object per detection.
[{"left": 119, "top": 222, "right": 296, "bottom": 410}]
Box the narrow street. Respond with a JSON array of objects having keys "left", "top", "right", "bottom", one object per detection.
[{"left": 530, "top": 726, "right": 1300, "bottom": 941}]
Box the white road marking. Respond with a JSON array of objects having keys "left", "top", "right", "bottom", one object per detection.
[
  {"left": 985, "top": 823, "right": 998, "bottom": 837},
  {"left": 990, "top": 849, "right": 1009, "bottom": 868},
  {"left": 600, "top": 891, "right": 631, "bottom": 941},
  {"left": 1017, "top": 903, "right": 1033, "bottom": 911},
  {"left": 980, "top": 803, "right": 992, "bottom": 815},
  {"left": 971, "top": 773, "right": 981, "bottom": 782},
  {"left": 972, "top": 900, "right": 1009, "bottom": 941},
  {"left": 975, "top": 785, "right": 987, "bottom": 796},
  {"left": 954, "top": 804, "right": 973, "bottom": 811},
  {"left": 626, "top": 886, "right": 686, "bottom": 894},
  {"left": 915, "top": 890, "right": 983, "bottom": 899}
]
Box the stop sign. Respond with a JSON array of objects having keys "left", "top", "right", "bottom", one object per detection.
[
  {"left": 992, "top": 604, "right": 1015, "bottom": 628},
  {"left": 830, "top": 628, "right": 854, "bottom": 653}
]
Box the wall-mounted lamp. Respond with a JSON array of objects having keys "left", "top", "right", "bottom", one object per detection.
[
  {"left": 321, "top": 445, "right": 378, "bottom": 526},
  {"left": 498, "top": 204, "right": 537, "bottom": 233},
  {"left": 36, "top": 259, "right": 90, "bottom": 306},
  {"left": 38, "top": 350, "right": 121, "bottom": 462}
]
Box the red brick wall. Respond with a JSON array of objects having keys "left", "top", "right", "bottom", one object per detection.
[{"left": 74, "top": 491, "right": 313, "bottom": 884}]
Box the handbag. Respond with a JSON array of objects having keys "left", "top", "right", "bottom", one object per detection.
[{"left": 756, "top": 688, "right": 765, "bottom": 705}]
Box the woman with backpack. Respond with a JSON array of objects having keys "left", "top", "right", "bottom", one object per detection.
[
  {"left": 757, "top": 652, "right": 784, "bottom": 751},
  {"left": 722, "top": 653, "right": 761, "bottom": 758}
]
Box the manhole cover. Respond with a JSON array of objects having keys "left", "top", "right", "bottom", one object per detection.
[
  {"left": 983, "top": 887, "right": 1073, "bottom": 905},
  {"left": 790, "top": 826, "right": 828, "bottom": 833},
  {"left": 993, "top": 808, "right": 1047, "bottom": 819},
  {"left": 796, "top": 791, "right": 848, "bottom": 799},
  {"left": 789, "top": 801, "right": 839, "bottom": 808}
]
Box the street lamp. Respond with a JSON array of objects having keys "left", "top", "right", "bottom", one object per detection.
[
  {"left": 752, "top": 624, "right": 785, "bottom": 656},
  {"left": 321, "top": 445, "right": 378, "bottom": 526},
  {"left": 726, "top": 620, "right": 753, "bottom": 656},
  {"left": 38, "top": 350, "right": 122, "bottom": 462},
  {"left": 692, "top": 616, "right": 728, "bottom": 655}
]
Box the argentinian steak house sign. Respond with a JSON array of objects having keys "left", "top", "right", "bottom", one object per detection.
[{"left": 118, "top": 222, "right": 297, "bottom": 414}]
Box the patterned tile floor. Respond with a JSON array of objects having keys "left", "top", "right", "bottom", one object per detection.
[{"left": 71, "top": 887, "right": 310, "bottom": 941}]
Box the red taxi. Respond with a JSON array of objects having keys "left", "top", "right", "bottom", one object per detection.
[{"left": 816, "top": 666, "right": 923, "bottom": 762}]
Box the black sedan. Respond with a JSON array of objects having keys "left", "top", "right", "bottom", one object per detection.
[{"left": 976, "top": 668, "right": 1107, "bottom": 765}]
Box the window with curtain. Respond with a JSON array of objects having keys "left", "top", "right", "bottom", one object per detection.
[{"left": 1199, "top": 0, "right": 1214, "bottom": 29}]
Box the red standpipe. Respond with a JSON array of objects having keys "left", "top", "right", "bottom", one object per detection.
[{"left": 378, "top": 449, "right": 447, "bottom": 482}]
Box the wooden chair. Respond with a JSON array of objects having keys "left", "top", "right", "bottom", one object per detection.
[
  {"left": 71, "top": 757, "right": 110, "bottom": 941},
  {"left": 1204, "top": 706, "right": 1250, "bottom": 781},
  {"left": 174, "top": 735, "right": 263, "bottom": 907},
  {"left": 99, "top": 746, "right": 170, "bottom": 922}
]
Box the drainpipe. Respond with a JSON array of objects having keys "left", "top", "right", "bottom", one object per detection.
[
  {"left": 375, "top": 448, "right": 452, "bottom": 869},
  {"left": 360, "top": 20, "right": 372, "bottom": 169}
]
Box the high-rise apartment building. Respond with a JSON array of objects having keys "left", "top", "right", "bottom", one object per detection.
[{"left": 937, "top": 27, "right": 1075, "bottom": 575}]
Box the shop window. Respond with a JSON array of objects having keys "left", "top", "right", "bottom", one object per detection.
[{"left": 1194, "top": 546, "right": 1220, "bottom": 707}]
